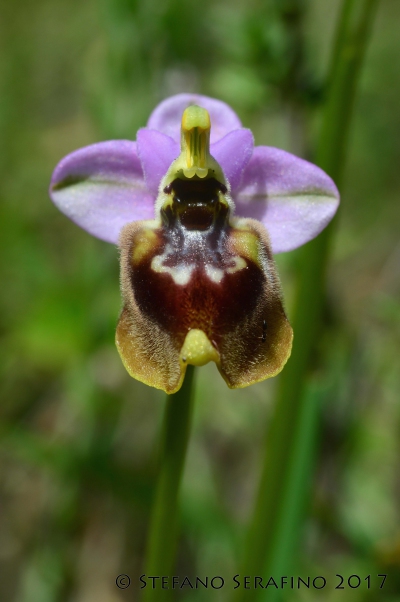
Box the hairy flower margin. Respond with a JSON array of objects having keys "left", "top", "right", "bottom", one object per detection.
[{"left": 50, "top": 94, "right": 339, "bottom": 394}]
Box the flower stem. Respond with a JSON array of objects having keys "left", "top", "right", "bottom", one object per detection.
[
  {"left": 237, "top": 0, "right": 379, "bottom": 599},
  {"left": 141, "top": 366, "right": 196, "bottom": 602}
]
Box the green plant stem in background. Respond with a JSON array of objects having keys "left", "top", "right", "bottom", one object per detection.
[
  {"left": 237, "top": 0, "right": 379, "bottom": 600},
  {"left": 142, "top": 366, "right": 196, "bottom": 602}
]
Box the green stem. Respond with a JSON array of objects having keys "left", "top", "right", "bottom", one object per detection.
[
  {"left": 237, "top": 0, "right": 379, "bottom": 600},
  {"left": 141, "top": 366, "right": 196, "bottom": 602}
]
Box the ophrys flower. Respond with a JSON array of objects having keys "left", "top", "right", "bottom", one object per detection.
[{"left": 50, "top": 94, "right": 339, "bottom": 393}]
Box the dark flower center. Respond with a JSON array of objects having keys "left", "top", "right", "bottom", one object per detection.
[{"left": 163, "top": 177, "right": 228, "bottom": 231}]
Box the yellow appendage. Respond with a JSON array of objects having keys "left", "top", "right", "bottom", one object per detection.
[
  {"left": 131, "top": 228, "right": 158, "bottom": 265},
  {"left": 180, "top": 329, "right": 220, "bottom": 367}
]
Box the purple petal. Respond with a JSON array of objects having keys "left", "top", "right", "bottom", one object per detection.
[
  {"left": 234, "top": 146, "right": 340, "bottom": 254},
  {"left": 137, "top": 129, "right": 179, "bottom": 195},
  {"left": 147, "top": 94, "right": 242, "bottom": 144},
  {"left": 211, "top": 129, "right": 254, "bottom": 192},
  {"left": 49, "top": 141, "right": 155, "bottom": 244}
]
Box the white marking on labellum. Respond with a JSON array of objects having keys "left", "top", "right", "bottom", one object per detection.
[
  {"left": 203, "top": 255, "right": 247, "bottom": 284},
  {"left": 226, "top": 256, "right": 247, "bottom": 274},
  {"left": 204, "top": 265, "right": 224, "bottom": 284},
  {"left": 151, "top": 251, "right": 194, "bottom": 286}
]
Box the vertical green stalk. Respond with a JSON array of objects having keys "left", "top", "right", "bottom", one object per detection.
[
  {"left": 237, "top": 0, "right": 379, "bottom": 600},
  {"left": 142, "top": 366, "right": 196, "bottom": 602}
]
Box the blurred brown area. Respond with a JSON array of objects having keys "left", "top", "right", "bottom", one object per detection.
[{"left": 0, "top": 0, "right": 399, "bottom": 600}]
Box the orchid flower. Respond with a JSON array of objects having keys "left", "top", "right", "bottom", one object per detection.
[{"left": 50, "top": 94, "right": 339, "bottom": 394}]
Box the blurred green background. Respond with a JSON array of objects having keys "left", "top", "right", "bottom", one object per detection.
[{"left": 0, "top": 0, "right": 399, "bottom": 600}]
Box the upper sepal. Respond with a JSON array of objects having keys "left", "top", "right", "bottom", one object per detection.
[
  {"left": 147, "top": 93, "right": 243, "bottom": 144},
  {"left": 211, "top": 129, "right": 254, "bottom": 191},
  {"left": 234, "top": 146, "right": 340, "bottom": 254},
  {"left": 49, "top": 140, "right": 155, "bottom": 244}
]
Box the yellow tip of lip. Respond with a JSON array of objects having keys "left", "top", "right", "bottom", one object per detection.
[
  {"left": 180, "top": 329, "right": 220, "bottom": 367},
  {"left": 181, "top": 105, "right": 211, "bottom": 132}
]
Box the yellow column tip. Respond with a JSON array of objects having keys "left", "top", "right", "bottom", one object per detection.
[{"left": 181, "top": 105, "right": 211, "bottom": 132}]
